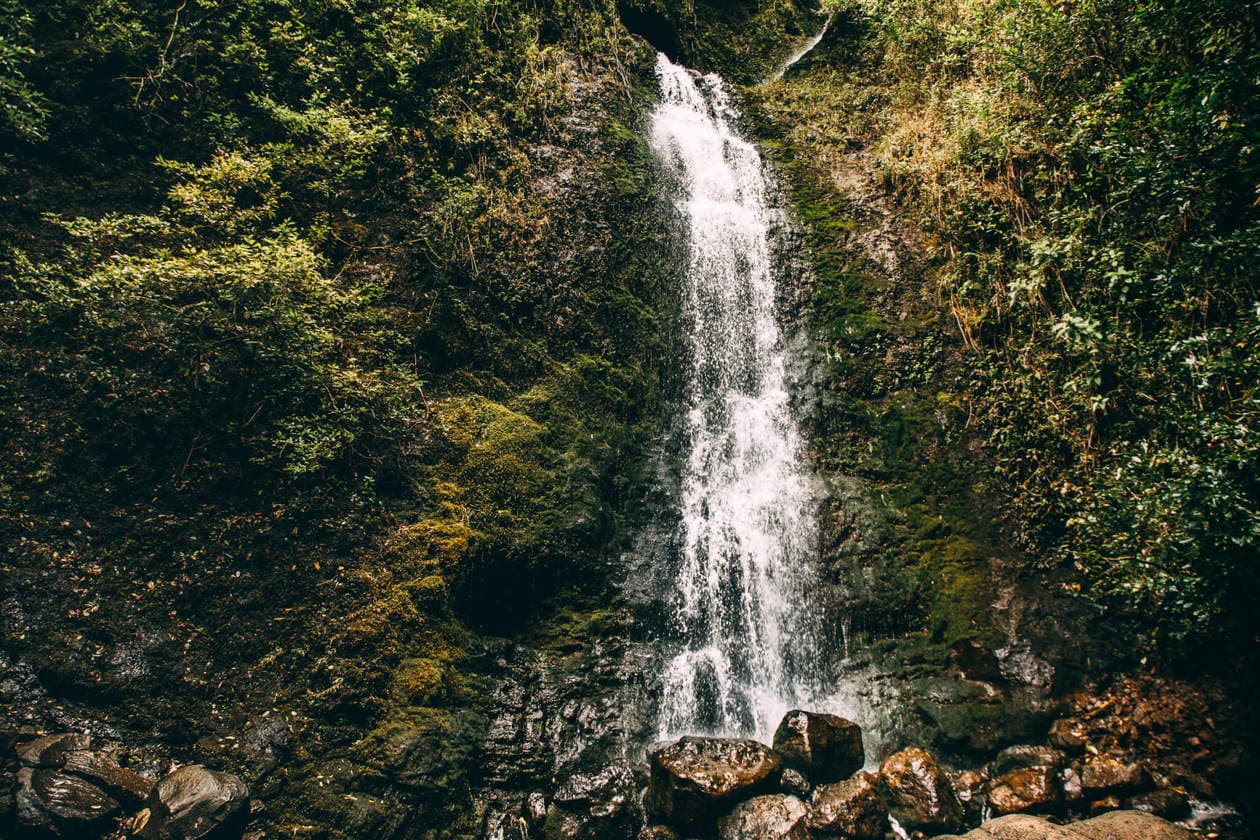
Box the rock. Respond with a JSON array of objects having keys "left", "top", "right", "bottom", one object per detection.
[
  {"left": 949, "top": 639, "right": 1004, "bottom": 683},
  {"left": 951, "top": 768, "right": 989, "bottom": 824},
  {"left": 1087, "top": 796, "right": 1121, "bottom": 815},
  {"left": 717, "top": 794, "right": 808, "bottom": 840},
  {"left": 1047, "top": 720, "right": 1086, "bottom": 753},
  {"left": 140, "top": 764, "right": 250, "bottom": 840},
  {"left": 806, "top": 770, "right": 885, "bottom": 839},
  {"left": 1080, "top": 757, "right": 1147, "bottom": 796},
  {"left": 986, "top": 767, "right": 1061, "bottom": 815},
  {"left": 771, "top": 710, "right": 864, "bottom": 783},
  {"left": 992, "top": 745, "right": 1066, "bottom": 776},
  {"left": 63, "top": 748, "right": 155, "bottom": 806},
  {"left": 780, "top": 768, "right": 811, "bottom": 799},
  {"left": 935, "top": 813, "right": 1081, "bottom": 839},
  {"left": 879, "top": 748, "right": 963, "bottom": 832},
  {"left": 647, "top": 737, "right": 781, "bottom": 833},
  {"left": 638, "top": 826, "right": 678, "bottom": 840},
  {"left": 1123, "top": 788, "right": 1190, "bottom": 820},
  {"left": 1068, "top": 809, "right": 1193, "bottom": 840},
  {"left": 15, "top": 733, "right": 92, "bottom": 768},
  {"left": 16, "top": 766, "right": 121, "bottom": 834},
  {"left": 936, "top": 810, "right": 1193, "bottom": 840}
]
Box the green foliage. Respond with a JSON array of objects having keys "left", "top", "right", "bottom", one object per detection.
[{"left": 835, "top": 0, "right": 1260, "bottom": 656}]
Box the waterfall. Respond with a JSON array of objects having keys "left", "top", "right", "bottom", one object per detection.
[{"left": 650, "top": 54, "right": 821, "bottom": 742}]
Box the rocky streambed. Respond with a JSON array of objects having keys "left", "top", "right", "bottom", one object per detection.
[{"left": 633, "top": 710, "right": 1222, "bottom": 840}]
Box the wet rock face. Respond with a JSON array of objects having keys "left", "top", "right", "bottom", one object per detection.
[
  {"left": 647, "top": 737, "right": 782, "bottom": 833},
  {"left": 717, "top": 794, "right": 808, "bottom": 840},
  {"left": 771, "top": 711, "right": 864, "bottom": 783},
  {"left": 805, "top": 770, "right": 886, "bottom": 839},
  {"left": 878, "top": 747, "right": 963, "bottom": 832},
  {"left": 140, "top": 764, "right": 250, "bottom": 840},
  {"left": 986, "top": 766, "right": 1062, "bottom": 816}
]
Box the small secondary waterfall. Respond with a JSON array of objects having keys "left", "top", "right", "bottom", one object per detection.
[{"left": 650, "top": 55, "right": 821, "bottom": 741}]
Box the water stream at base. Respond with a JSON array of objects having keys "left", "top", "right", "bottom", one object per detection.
[{"left": 649, "top": 54, "right": 823, "bottom": 742}]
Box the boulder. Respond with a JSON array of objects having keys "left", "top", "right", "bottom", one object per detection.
[
  {"left": 16, "top": 766, "right": 121, "bottom": 834},
  {"left": 1080, "top": 758, "right": 1147, "bottom": 796},
  {"left": 992, "top": 745, "right": 1066, "bottom": 776},
  {"left": 140, "top": 764, "right": 250, "bottom": 840},
  {"left": 987, "top": 767, "right": 1061, "bottom": 815},
  {"left": 935, "top": 810, "right": 1191, "bottom": 839},
  {"left": 16, "top": 733, "right": 92, "bottom": 768},
  {"left": 63, "top": 748, "right": 155, "bottom": 806},
  {"left": 934, "top": 813, "right": 1082, "bottom": 839},
  {"left": 771, "top": 711, "right": 864, "bottom": 783},
  {"left": 879, "top": 748, "right": 963, "bottom": 832},
  {"left": 1067, "top": 809, "right": 1193, "bottom": 840},
  {"left": 717, "top": 794, "right": 808, "bottom": 840},
  {"left": 806, "top": 770, "right": 885, "bottom": 839},
  {"left": 647, "top": 737, "right": 781, "bottom": 833},
  {"left": 1123, "top": 789, "right": 1190, "bottom": 820}
]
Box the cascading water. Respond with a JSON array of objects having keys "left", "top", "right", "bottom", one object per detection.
[{"left": 650, "top": 54, "right": 822, "bottom": 742}]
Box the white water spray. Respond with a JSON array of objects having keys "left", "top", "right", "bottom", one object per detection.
[{"left": 650, "top": 54, "right": 821, "bottom": 741}]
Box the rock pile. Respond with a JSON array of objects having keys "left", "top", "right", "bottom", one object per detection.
[
  {"left": 7, "top": 731, "right": 250, "bottom": 840},
  {"left": 638, "top": 710, "right": 1198, "bottom": 840}
]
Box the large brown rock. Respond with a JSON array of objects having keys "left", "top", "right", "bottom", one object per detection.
[
  {"left": 806, "top": 770, "right": 886, "bottom": 839},
  {"left": 16, "top": 767, "right": 121, "bottom": 835},
  {"left": 771, "top": 711, "right": 864, "bottom": 783},
  {"left": 1067, "top": 809, "right": 1193, "bottom": 840},
  {"left": 879, "top": 748, "right": 963, "bottom": 832},
  {"left": 987, "top": 767, "right": 1062, "bottom": 815},
  {"left": 63, "top": 748, "right": 155, "bottom": 807},
  {"left": 647, "top": 737, "right": 782, "bottom": 833},
  {"left": 717, "top": 794, "right": 808, "bottom": 840},
  {"left": 15, "top": 733, "right": 92, "bottom": 768},
  {"left": 1080, "top": 757, "right": 1147, "bottom": 796},
  {"left": 140, "top": 764, "right": 250, "bottom": 840},
  {"left": 933, "top": 809, "right": 1192, "bottom": 840}
]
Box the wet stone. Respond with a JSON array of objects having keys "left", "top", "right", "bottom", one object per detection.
[
  {"left": 986, "top": 766, "right": 1062, "bottom": 816},
  {"left": 15, "top": 733, "right": 91, "bottom": 768},
  {"left": 806, "top": 770, "right": 886, "bottom": 839},
  {"left": 16, "top": 766, "right": 121, "bottom": 833},
  {"left": 772, "top": 711, "right": 864, "bottom": 783},
  {"left": 1080, "top": 757, "right": 1147, "bottom": 796},
  {"left": 647, "top": 737, "right": 781, "bottom": 833},
  {"left": 717, "top": 794, "right": 808, "bottom": 840},
  {"left": 140, "top": 764, "right": 250, "bottom": 840},
  {"left": 879, "top": 748, "right": 963, "bottom": 832}
]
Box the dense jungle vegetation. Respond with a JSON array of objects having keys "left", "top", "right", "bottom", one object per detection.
[{"left": 0, "top": 0, "right": 1257, "bottom": 835}]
